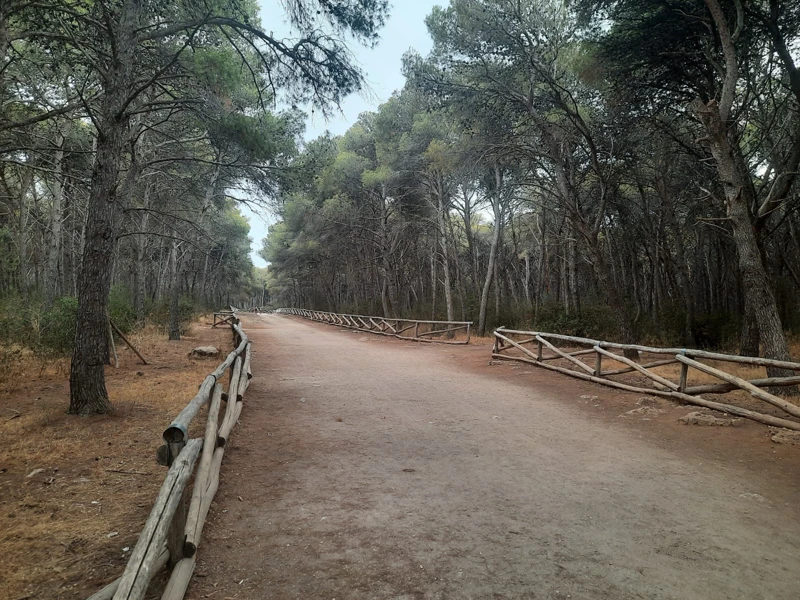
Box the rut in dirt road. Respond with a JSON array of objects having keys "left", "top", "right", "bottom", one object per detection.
[{"left": 188, "top": 314, "right": 800, "bottom": 600}]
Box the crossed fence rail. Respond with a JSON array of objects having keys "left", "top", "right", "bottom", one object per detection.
[
  {"left": 276, "top": 308, "right": 472, "bottom": 344},
  {"left": 492, "top": 327, "right": 800, "bottom": 431}
]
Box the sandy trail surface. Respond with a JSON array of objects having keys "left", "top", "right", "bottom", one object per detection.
[{"left": 187, "top": 314, "right": 800, "bottom": 600}]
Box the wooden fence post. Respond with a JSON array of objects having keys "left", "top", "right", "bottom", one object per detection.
[{"left": 678, "top": 361, "right": 689, "bottom": 393}]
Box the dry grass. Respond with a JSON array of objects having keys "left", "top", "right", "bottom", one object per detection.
[
  {"left": 0, "top": 317, "right": 232, "bottom": 600},
  {"left": 0, "top": 344, "right": 70, "bottom": 391}
]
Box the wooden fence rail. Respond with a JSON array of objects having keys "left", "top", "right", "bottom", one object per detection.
[
  {"left": 276, "top": 308, "right": 472, "bottom": 344},
  {"left": 87, "top": 310, "right": 252, "bottom": 600},
  {"left": 492, "top": 327, "right": 800, "bottom": 431}
]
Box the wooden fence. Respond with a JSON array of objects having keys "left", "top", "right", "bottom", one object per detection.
[
  {"left": 87, "top": 311, "right": 252, "bottom": 600},
  {"left": 492, "top": 327, "right": 800, "bottom": 431},
  {"left": 276, "top": 308, "right": 472, "bottom": 344},
  {"left": 211, "top": 310, "right": 236, "bottom": 328}
]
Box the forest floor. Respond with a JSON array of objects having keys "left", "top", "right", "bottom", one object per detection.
[
  {"left": 186, "top": 314, "right": 800, "bottom": 600},
  {"left": 0, "top": 319, "right": 232, "bottom": 600}
]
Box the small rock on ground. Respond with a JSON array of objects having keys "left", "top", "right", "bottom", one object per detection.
[
  {"left": 770, "top": 428, "right": 800, "bottom": 446},
  {"left": 188, "top": 346, "right": 220, "bottom": 358},
  {"left": 621, "top": 406, "right": 665, "bottom": 417},
  {"left": 679, "top": 411, "right": 742, "bottom": 427}
]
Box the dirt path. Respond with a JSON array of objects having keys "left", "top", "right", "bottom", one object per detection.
[{"left": 188, "top": 315, "right": 800, "bottom": 600}]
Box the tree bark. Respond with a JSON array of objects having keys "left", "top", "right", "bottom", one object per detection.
[
  {"left": 693, "top": 99, "right": 794, "bottom": 379},
  {"left": 134, "top": 183, "right": 150, "bottom": 323},
  {"left": 15, "top": 158, "right": 34, "bottom": 294},
  {"left": 434, "top": 177, "right": 455, "bottom": 326},
  {"left": 69, "top": 0, "right": 139, "bottom": 415},
  {"left": 45, "top": 134, "right": 65, "bottom": 305},
  {"left": 478, "top": 164, "right": 503, "bottom": 336},
  {"left": 168, "top": 240, "right": 180, "bottom": 340}
]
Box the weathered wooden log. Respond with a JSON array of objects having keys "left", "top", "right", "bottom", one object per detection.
[
  {"left": 594, "top": 346, "right": 679, "bottom": 391},
  {"left": 541, "top": 347, "right": 598, "bottom": 362},
  {"left": 187, "top": 445, "right": 226, "bottom": 556},
  {"left": 238, "top": 346, "right": 251, "bottom": 395},
  {"left": 675, "top": 355, "right": 800, "bottom": 419},
  {"left": 493, "top": 331, "right": 541, "bottom": 364},
  {"left": 109, "top": 319, "right": 148, "bottom": 365},
  {"left": 217, "top": 357, "right": 242, "bottom": 445},
  {"left": 183, "top": 385, "right": 222, "bottom": 558},
  {"left": 492, "top": 352, "right": 800, "bottom": 430},
  {"left": 112, "top": 439, "right": 202, "bottom": 600},
  {"left": 243, "top": 344, "right": 253, "bottom": 382},
  {"left": 536, "top": 335, "right": 595, "bottom": 375},
  {"left": 165, "top": 466, "right": 187, "bottom": 566},
  {"left": 108, "top": 314, "right": 118, "bottom": 368},
  {"left": 163, "top": 375, "right": 215, "bottom": 445},
  {"left": 601, "top": 358, "right": 678, "bottom": 377},
  {"left": 496, "top": 327, "right": 800, "bottom": 370},
  {"left": 418, "top": 325, "right": 468, "bottom": 338},
  {"left": 289, "top": 309, "right": 472, "bottom": 344},
  {"left": 86, "top": 548, "right": 169, "bottom": 600},
  {"left": 208, "top": 337, "right": 247, "bottom": 381},
  {"left": 683, "top": 375, "right": 800, "bottom": 395},
  {"left": 160, "top": 556, "right": 196, "bottom": 600},
  {"left": 397, "top": 323, "right": 417, "bottom": 335}
]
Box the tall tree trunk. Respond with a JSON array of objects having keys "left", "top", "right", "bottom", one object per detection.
[
  {"left": 524, "top": 250, "right": 532, "bottom": 308},
  {"left": 478, "top": 164, "right": 503, "bottom": 336},
  {"left": 15, "top": 160, "right": 34, "bottom": 295},
  {"left": 693, "top": 100, "right": 794, "bottom": 378},
  {"left": 134, "top": 184, "right": 150, "bottom": 323},
  {"left": 45, "top": 135, "right": 65, "bottom": 305},
  {"left": 534, "top": 209, "right": 546, "bottom": 322},
  {"left": 429, "top": 239, "right": 437, "bottom": 320},
  {"left": 69, "top": 0, "right": 138, "bottom": 415},
  {"left": 435, "top": 180, "right": 455, "bottom": 326},
  {"left": 568, "top": 224, "right": 579, "bottom": 314},
  {"left": 168, "top": 240, "right": 180, "bottom": 340}
]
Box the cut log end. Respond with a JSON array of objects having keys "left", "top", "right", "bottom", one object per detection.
[
  {"left": 163, "top": 426, "right": 185, "bottom": 444},
  {"left": 183, "top": 541, "right": 197, "bottom": 558}
]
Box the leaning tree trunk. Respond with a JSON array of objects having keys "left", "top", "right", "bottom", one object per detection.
[
  {"left": 69, "top": 0, "right": 137, "bottom": 415},
  {"left": 694, "top": 100, "right": 794, "bottom": 384}
]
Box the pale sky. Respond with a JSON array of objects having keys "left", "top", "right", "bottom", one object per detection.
[{"left": 244, "top": 0, "right": 444, "bottom": 268}]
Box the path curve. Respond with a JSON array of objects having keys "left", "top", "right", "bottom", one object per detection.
[{"left": 188, "top": 314, "right": 800, "bottom": 599}]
